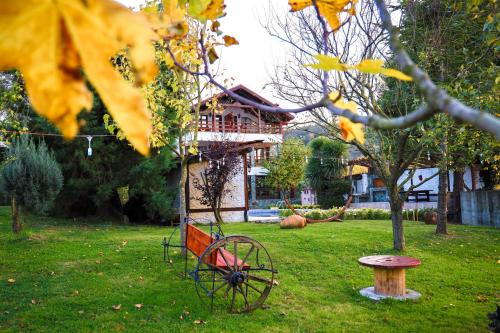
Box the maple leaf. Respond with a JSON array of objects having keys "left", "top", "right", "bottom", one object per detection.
[
  {"left": 0, "top": 0, "right": 157, "bottom": 156},
  {"left": 223, "top": 35, "right": 239, "bottom": 47},
  {"left": 354, "top": 59, "right": 413, "bottom": 81},
  {"left": 288, "top": 0, "right": 356, "bottom": 31},
  {"left": 306, "top": 55, "right": 349, "bottom": 71},
  {"left": 329, "top": 92, "right": 365, "bottom": 144}
]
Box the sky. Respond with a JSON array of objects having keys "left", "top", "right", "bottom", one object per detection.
[{"left": 116, "top": 0, "right": 294, "bottom": 107}]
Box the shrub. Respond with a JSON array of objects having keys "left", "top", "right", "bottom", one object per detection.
[{"left": 0, "top": 136, "right": 63, "bottom": 232}]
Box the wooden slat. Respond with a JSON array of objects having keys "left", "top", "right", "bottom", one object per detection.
[
  {"left": 186, "top": 224, "right": 249, "bottom": 269},
  {"left": 186, "top": 224, "right": 214, "bottom": 258}
]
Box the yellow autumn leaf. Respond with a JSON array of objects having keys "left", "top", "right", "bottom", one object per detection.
[
  {"left": 146, "top": 0, "right": 188, "bottom": 40},
  {"left": 188, "top": 0, "right": 226, "bottom": 22},
  {"left": 355, "top": 59, "right": 413, "bottom": 81},
  {"left": 223, "top": 35, "right": 239, "bottom": 47},
  {"left": 0, "top": 0, "right": 156, "bottom": 156},
  {"left": 306, "top": 55, "right": 349, "bottom": 71},
  {"left": 328, "top": 91, "right": 364, "bottom": 143},
  {"left": 338, "top": 117, "right": 365, "bottom": 144},
  {"left": 288, "top": 0, "right": 356, "bottom": 31}
]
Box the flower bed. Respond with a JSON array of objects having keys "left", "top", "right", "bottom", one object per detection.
[{"left": 279, "top": 207, "right": 438, "bottom": 221}]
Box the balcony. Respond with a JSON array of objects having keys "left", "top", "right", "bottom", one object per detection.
[{"left": 196, "top": 120, "right": 283, "bottom": 135}]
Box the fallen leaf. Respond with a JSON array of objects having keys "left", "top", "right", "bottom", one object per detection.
[
  {"left": 179, "top": 315, "right": 184, "bottom": 320},
  {"left": 193, "top": 319, "right": 206, "bottom": 324},
  {"left": 78, "top": 310, "right": 84, "bottom": 314},
  {"left": 122, "top": 240, "right": 128, "bottom": 246},
  {"left": 7, "top": 279, "right": 15, "bottom": 284},
  {"left": 135, "top": 304, "right": 143, "bottom": 309},
  {"left": 31, "top": 299, "right": 37, "bottom": 305},
  {"left": 97, "top": 272, "right": 104, "bottom": 276},
  {"left": 73, "top": 290, "right": 80, "bottom": 296},
  {"left": 476, "top": 295, "right": 488, "bottom": 302},
  {"left": 112, "top": 304, "right": 122, "bottom": 311},
  {"left": 95, "top": 260, "right": 101, "bottom": 264}
]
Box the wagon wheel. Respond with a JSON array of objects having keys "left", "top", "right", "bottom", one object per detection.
[{"left": 193, "top": 236, "right": 275, "bottom": 313}]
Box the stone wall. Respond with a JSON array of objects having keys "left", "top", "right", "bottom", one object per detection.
[{"left": 460, "top": 191, "right": 499, "bottom": 227}]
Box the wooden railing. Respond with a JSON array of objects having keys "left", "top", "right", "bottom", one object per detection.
[{"left": 195, "top": 120, "right": 283, "bottom": 134}]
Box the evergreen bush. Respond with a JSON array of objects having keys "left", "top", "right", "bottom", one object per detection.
[{"left": 0, "top": 136, "right": 63, "bottom": 232}]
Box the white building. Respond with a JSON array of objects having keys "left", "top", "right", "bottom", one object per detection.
[{"left": 184, "top": 85, "right": 293, "bottom": 222}]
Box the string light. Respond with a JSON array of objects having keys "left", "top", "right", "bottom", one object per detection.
[
  {"left": 198, "top": 152, "right": 202, "bottom": 163},
  {"left": 427, "top": 152, "right": 431, "bottom": 161},
  {"left": 86, "top": 136, "right": 93, "bottom": 157}
]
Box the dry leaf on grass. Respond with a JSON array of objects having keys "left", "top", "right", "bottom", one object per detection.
[
  {"left": 7, "top": 279, "right": 15, "bottom": 284},
  {"left": 112, "top": 304, "right": 122, "bottom": 311},
  {"left": 135, "top": 304, "right": 143, "bottom": 309},
  {"left": 193, "top": 320, "right": 206, "bottom": 324}
]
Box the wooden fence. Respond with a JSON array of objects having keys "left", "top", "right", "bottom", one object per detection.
[{"left": 460, "top": 190, "right": 499, "bottom": 227}]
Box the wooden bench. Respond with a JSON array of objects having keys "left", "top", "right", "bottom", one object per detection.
[
  {"left": 163, "top": 221, "right": 275, "bottom": 312},
  {"left": 185, "top": 224, "right": 249, "bottom": 270}
]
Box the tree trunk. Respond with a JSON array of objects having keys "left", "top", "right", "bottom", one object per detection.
[
  {"left": 436, "top": 166, "right": 448, "bottom": 234},
  {"left": 388, "top": 188, "right": 405, "bottom": 251},
  {"left": 214, "top": 193, "right": 224, "bottom": 224},
  {"left": 11, "top": 196, "right": 21, "bottom": 233},
  {"left": 470, "top": 164, "right": 477, "bottom": 191},
  {"left": 452, "top": 170, "right": 464, "bottom": 224},
  {"left": 179, "top": 159, "right": 188, "bottom": 256},
  {"left": 214, "top": 207, "right": 223, "bottom": 225}
]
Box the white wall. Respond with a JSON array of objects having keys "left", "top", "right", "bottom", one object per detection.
[
  {"left": 398, "top": 167, "right": 440, "bottom": 193},
  {"left": 188, "top": 159, "right": 247, "bottom": 223},
  {"left": 191, "top": 131, "right": 283, "bottom": 144}
]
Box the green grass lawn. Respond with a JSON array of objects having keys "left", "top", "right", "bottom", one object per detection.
[{"left": 0, "top": 206, "right": 498, "bottom": 332}]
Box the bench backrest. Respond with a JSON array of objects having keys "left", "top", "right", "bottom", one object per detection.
[{"left": 186, "top": 224, "right": 217, "bottom": 264}]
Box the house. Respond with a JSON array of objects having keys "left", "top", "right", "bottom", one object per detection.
[
  {"left": 184, "top": 85, "right": 293, "bottom": 222},
  {"left": 301, "top": 187, "right": 317, "bottom": 205},
  {"left": 346, "top": 149, "right": 484, "bottom": 209}
]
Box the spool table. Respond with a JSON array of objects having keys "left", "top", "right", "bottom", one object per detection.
[{"left": 358, "top": 255, "right": 421, "bottom": 301}]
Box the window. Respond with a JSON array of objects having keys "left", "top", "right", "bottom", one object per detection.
[{"left": 255, "top": 175, "right": 280, "bottom": 200}]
